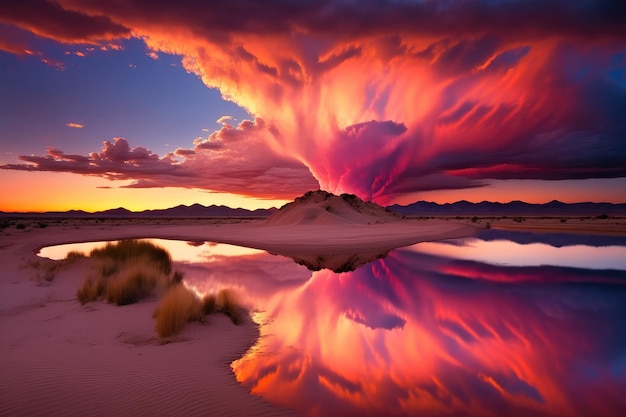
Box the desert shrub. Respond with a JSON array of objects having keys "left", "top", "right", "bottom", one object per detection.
[
  {"left": 16, "top": 223, "right": 26, "bottom": 229},
  {"left": 41, "top": 262, "right": 61, "bottom": 282},
  {"left": 105, "top": 265, "right": 163, "bottom": 306},
  {"left": 595, "top": 214, "right": 609, "bottom": 220},
  {"left": 77, "top": 277, "right": 101, "bottom": 305},
  {"left": 66, "top": 250, "right": 86, "bottom": 261},
  {"left": 154, "top": 285, "right": 203, "bottom": 338},
  {"left": 217, "top": 289, "right": 244, "bottom": 325},
  {"left": 560, "top": 218, "right": 567, "bottom": 223},
  {"left": 485, "top": 222, "right": 491, "bottom": 229},
  {"left": 89, "top": 239, "right": 172, "bottom": 275},
  {"left": 38, "top": 222, "right": 48, "bottom": 228},
  {"left": 471, "top": 216, "right": 479, "bottom": 223},
  {"left": 76, "top": 240, "right": 175, "bottom": 306},
  {"left": 202, "top": 294, "right": 217, "bottom": 314}
]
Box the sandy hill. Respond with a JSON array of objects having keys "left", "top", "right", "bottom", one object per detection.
[{"left": 265, "top": 190, "right": 403, "bottom": 226}]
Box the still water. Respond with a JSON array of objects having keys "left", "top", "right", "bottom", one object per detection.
[{"left": 40, "top": 230, "right": 626, "bottom": 416}]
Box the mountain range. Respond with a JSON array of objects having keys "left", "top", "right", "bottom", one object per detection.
[
  {"left": 0, "top": 203, "right": 276, "bottom": 218},
  {"left": 387, "top": 200, "right": 626, "bottom": 216},
  {"left": 1, "top": 197, "right": 625, "bottom": 218}
]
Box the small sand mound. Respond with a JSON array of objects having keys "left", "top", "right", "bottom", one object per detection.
[{"left": 265, "top": 190, "right": 402, "bottom": 226}]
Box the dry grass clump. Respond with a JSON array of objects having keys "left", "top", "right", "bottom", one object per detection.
[
  {"left": 65, "top": 250, "right": 86, "bottom": 261},
  {"left": 154, "top": 284, "right": 203, "bottom": 338},
  {"left": 105, "top": 264, "right": 163, "bottom": 306},
  {"left": 27, "top": 258, "right": 67, "bottom": 284},
  {"left": 73, "top": 240, "right": 247, "bottom": 340},
  {"left": 216, "top": 289, "right": 244, "bottom": 325},
  {"left": 76, "top": 277, "right": 102, "bottom": 305},
  {"left": 76, "top": 240, "right": 178, "bottom": 306},
  {"left": 200, "top": 290, "right": 244, "bottom": 323},
  {"left": 154, "top": 287, "right": 244, "bottom": 339},
  {"left": 202, "top": 294, "right": 217, "bottom": 314},
  {"left": 89, "top": 239, "right": 172, "bottom": 275}
]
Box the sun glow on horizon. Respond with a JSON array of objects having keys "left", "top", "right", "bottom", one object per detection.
[{"left": 0, "top": 171, "right": 288, "bottom": 212}]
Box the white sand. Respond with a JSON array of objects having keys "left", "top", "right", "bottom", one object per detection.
[{"left": 0, "top": 218, "right": 475, "bottom": 416}]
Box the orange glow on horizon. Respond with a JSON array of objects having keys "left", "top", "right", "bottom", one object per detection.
[
  {"left": 0, "top": 171, "right": 288, "bottom": 212},
  {"left": 394, "top": 178, "right": 626, "bottom": 205}
]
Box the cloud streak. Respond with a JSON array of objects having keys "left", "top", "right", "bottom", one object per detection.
[
  {"left": 1, "top": 0, "right": 625, "bottom": 202},
  {"left": 2, "top": 120, "right": 318, "bottom": 199}
]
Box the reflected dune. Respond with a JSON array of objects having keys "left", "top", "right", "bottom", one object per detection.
[{"left": 278, "top": 249, "right": 391, "bottom": 273}]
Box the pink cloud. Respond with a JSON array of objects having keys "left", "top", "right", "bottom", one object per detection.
[
  {"left": 66, "top": 122, "right": 84, "bottom": 128},
  {"left": 2, "top": 123, "right": 319, "bottom": 199}
]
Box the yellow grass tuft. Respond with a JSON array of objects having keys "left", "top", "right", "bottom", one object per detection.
[
  {"left": 105, "top": 264, "right": 164, "bottom": 306},
  {"left": 216, "top": 289, "right": 244, "bottom": 325},
  {"left": 65, "top": 250, "right": 86, "bottom": 261},
  {"left": 76, "top": 240, "right": 180, "bottom": 306},
  {"left": 89, "top": 240, "right": 172, "bottom": 275},
  {"left": 154, "top": 285, "right": 203, "bottom": 338},
  {"left": 76, "top": 277, "right": 100, "bottom": 305},
  {"left": 202, "top": 294, "right": 217, "bottom": 314}
]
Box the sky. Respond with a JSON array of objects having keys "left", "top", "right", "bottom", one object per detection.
[{"left": 1, "top": 0, "right": 625, "bottom": 212}]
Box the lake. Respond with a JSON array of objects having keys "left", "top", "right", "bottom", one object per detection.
[{"left": 39, "top": 230, "right": 626, "bottom": 416}]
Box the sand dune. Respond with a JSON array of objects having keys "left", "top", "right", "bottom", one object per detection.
[{"left": 265, "top": 190, "right": 402, "bottom": 226}]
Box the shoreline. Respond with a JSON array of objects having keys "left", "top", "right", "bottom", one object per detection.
[{"left": 2, "top": 218, "right": 479, "bottom": 256}]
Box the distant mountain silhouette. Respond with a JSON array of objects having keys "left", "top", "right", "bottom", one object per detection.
[
  {"left": 388, "top": 200, "right": 626, "bottom": 216},
  {"left": 2, "top": 195, "right": 625, "bottom": 218},
  {"left": 0, "top": 204, "right": 276, "bottom": 218}
]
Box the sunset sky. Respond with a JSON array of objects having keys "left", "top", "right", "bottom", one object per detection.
[{"left": 1, "top": 0, "right": 625, "bottom": 212}]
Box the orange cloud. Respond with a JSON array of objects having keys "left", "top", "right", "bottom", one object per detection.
[{"left": 65, "top": 122, "right": 84, "bottom": 128}]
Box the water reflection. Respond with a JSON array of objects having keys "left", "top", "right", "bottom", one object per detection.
[
  {"left": 232, "top": 248, "right": 626, "bottom": 416},
  {"left": 478, "top": 229, "right": 626, "bottom": 247},
  {"left": 39, "top": 233, "right": 626, "bottom": 416},
  {"left": 39, "top": 239, "right": 265, "bottom": 262},
  {"left": 416, "top": 235, "right": 626, "bottom": 270}
]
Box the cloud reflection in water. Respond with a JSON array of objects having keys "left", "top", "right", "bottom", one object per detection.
[{"left": 230, "top": 245, "right": 626, "bottom": 416}]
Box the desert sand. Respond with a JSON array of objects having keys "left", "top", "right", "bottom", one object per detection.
[
  {"left": 453, "top": 216, "right": 626, "bottom": 236},
  {"left": 0, "top": 204, "right": 476, "bottom": 417}
]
